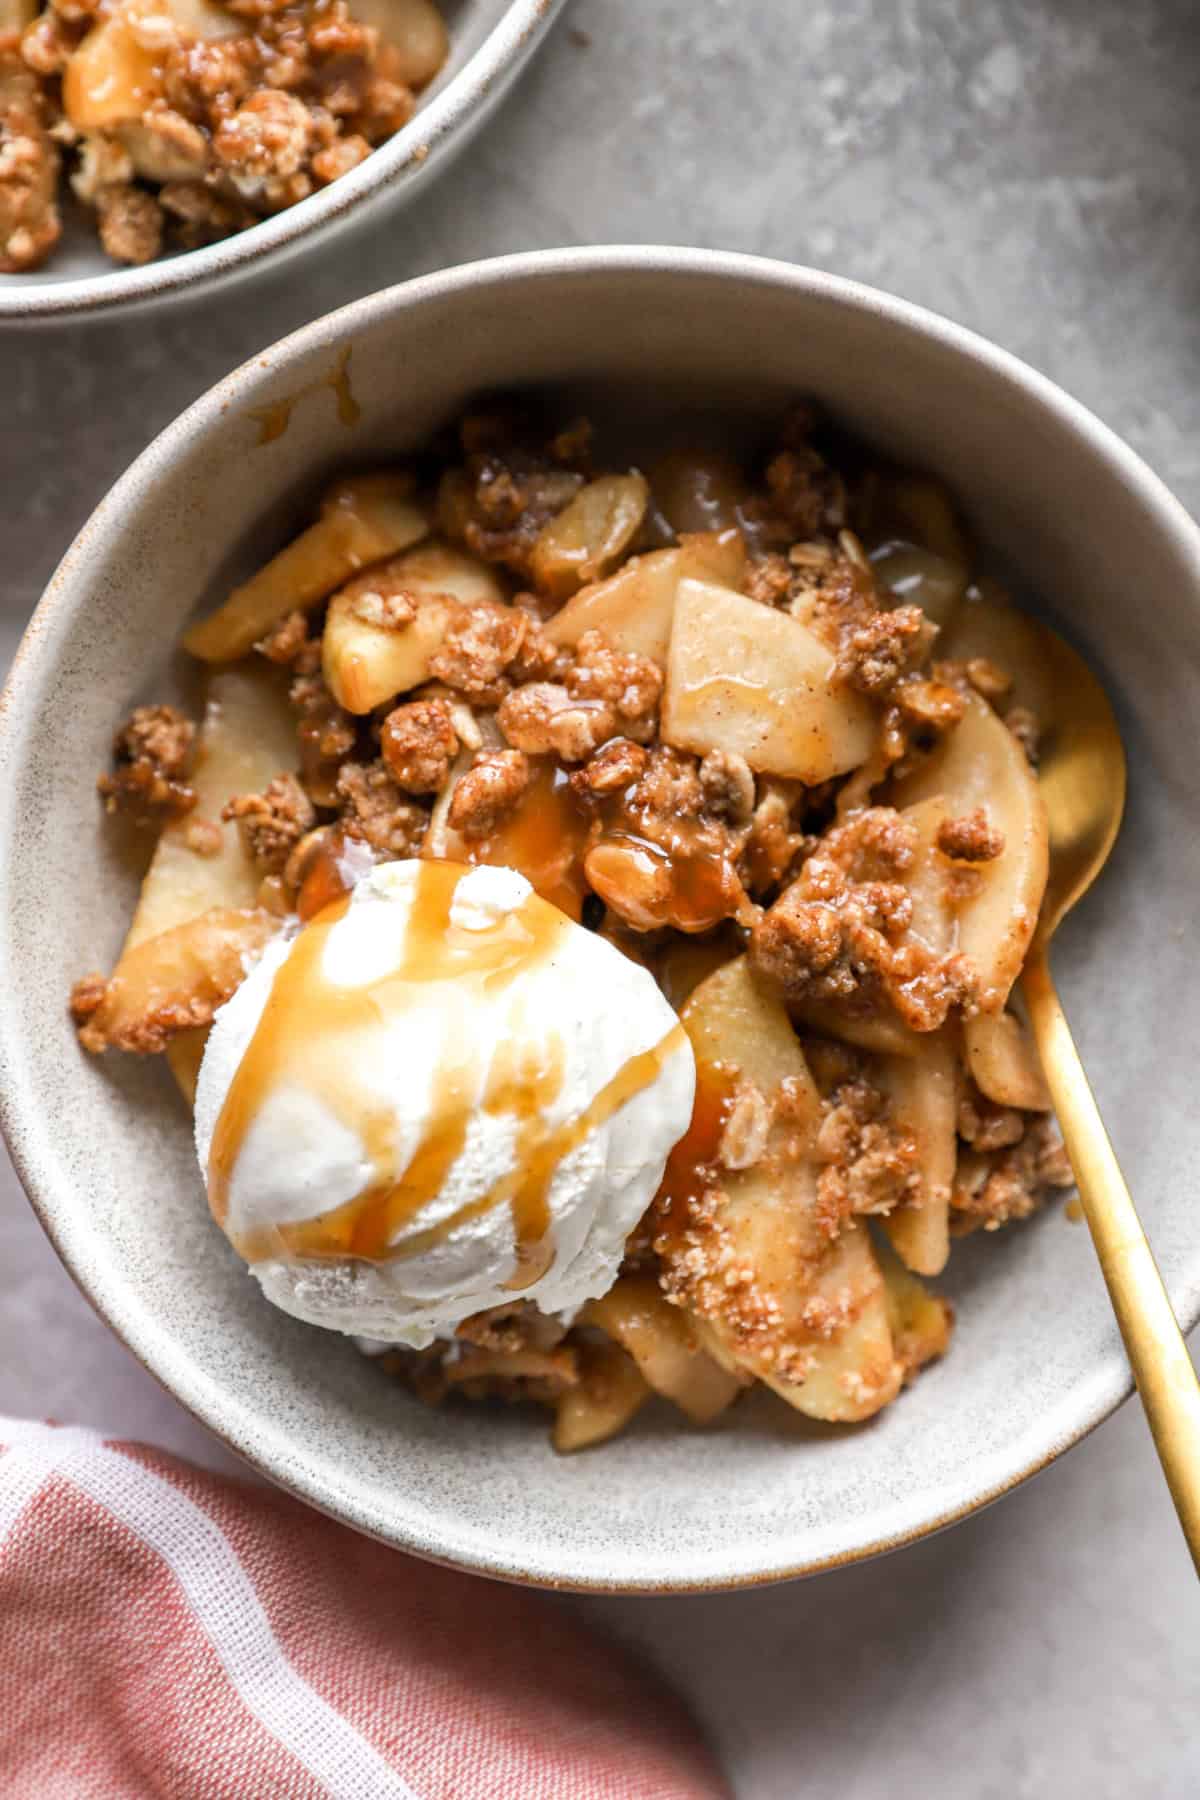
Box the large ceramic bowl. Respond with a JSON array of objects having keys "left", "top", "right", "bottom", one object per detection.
[
  {"left": 0, "top": 0, "right": 564, "bottom": 323},
  {"left": 3, "top": 248, "right": 1198, "bottom": 1591}
]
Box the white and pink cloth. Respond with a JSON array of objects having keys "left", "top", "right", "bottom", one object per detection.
[{"left": 0, "top": 1420, "right": 728, "bottom": 1799}]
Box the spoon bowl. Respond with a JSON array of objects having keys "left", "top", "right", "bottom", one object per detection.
[{"left": 1030, "top": 623, "right": 1127, "bottom": 945}]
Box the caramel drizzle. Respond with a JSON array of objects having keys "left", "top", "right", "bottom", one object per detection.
[
  {"left": 247, "top": 347, "right": 361, "bottom": 446},
  {"left": 601, "top": 829, "right": 742, "bottom": 934},
  {"left": 209, "top": 859, "right": 683, "bottom": 1284},
  {"left": 465, "top": 759, "right": 590, "bottom": 922},
  {"left": 394, "top": 1022, "right": 688, "bottom": 1291}
]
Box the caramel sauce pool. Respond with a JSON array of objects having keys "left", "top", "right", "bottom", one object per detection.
[
  {"left": 208, "top": 860, "right": 683, "bottom": 1285},
  {"left": 467, "top": 760, "right": 591, "bottom": 921},
  {"left": 596, "top": 829, "right": 741, "bottom": 934}
]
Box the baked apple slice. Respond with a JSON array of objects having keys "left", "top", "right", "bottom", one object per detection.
[
  {"left": 679, "top": 951, "right": 823, "bottom": 1107},
  {"left": 963, "top": 1008, "right": 1050, "bottom": 1112},
  {"left": 125, "top": 665, "right": 296, "bottom": 946},
  {"left": 893, "top": 690, "right": 1049, "bottom": 1012},
  {"left": 664, "top": 956, "right": 906, "bottom": 1424},
  {"left": 584, "top": 1274, "right": 743, "bottom": 1423},
  {"left": 79, "top": 907, "right": 276, "bottom": 1056},
  {"left": 791, "top": 998, "right": 921, "bottom": 1059},
  {"left": 546, "top": 528, "right": 746, "bottom": 664},
  {"left": 322, "top": 540, "right": 506, "bottom": 713},
  {"left": 85, "top": 666, "right": 295, "bottom": 1091},
  {"left": 877, "top": 1236, "right": 954, "bottom": 1376},
  {"left": 939, "top": 584, "right": 1058, "bottom": 724},
  {"left": 878, "top": 1032, "right": 957, "bottom": 1277},
  {"left": 184, "top": 473, "right": 431, "bottom": 663},
  {"left": 553, "top": 1343, "right": 651, "bottom": 1453},
  {"left": 759, "top": 1220, "right": 903, "bottom": 1423},
  {"left": 662, "top": 578, "right": 877, "bottom": 781},
  {"left": 63, "top": 12, "right": 162, "bottom": 131},
  {"left": 342, "top": 0, "right": 448, "bottom": 86},
  {"left": 63, "top": 0, "right": 242, "bottom": 130},
  {"left": 530, "top": 474, "right": 650, "bottom": 601}
]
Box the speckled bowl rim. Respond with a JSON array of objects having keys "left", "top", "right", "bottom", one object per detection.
[
  {"left": 0, "top": 0, "right": 565, "bottom": 323},
  {"left": 5, "top": 246, "right": 1200, "bottom": 1590}
]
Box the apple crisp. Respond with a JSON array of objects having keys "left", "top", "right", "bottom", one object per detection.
[
  {"left": 70, "top": 400, "right": 1074, "bottom": 1450},
  {"left": 1, "top": 0, "right": 446, "bottom": 272}
]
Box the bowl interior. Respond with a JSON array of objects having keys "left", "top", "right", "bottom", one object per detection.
[
  {"left": 4, "top": 254, "right": 1198, "bottom": 1589},
  {"left": 0, "top": 0, "right": 533, "bottom": 312}
]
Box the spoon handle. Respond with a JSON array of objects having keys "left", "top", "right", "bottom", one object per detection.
[{"left": 1023, "top": 950, "right": 1200, "bottom": 1575}]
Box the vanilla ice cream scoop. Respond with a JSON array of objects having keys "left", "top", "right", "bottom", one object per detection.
[{"left": 194, "top": 859, "right": 695, "bottom": 1347}]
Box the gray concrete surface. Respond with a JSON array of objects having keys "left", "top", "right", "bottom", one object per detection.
[{"left": 3, "top": 2, "right": 1199, "bottom": 1793}]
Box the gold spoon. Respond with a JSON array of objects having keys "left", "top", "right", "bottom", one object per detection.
[{"left": 1019, "top": 620, "right": 1200, "bottom": 1573}]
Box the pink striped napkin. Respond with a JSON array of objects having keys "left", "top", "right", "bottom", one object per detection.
[{"left": 0, "top": 1421, "right": 728, "bottom": 1799}]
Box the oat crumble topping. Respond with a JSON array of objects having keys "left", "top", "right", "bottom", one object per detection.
[
  {"left": 71, "top": 399, "right": 1071, "bottom": 1448},
  {"left": 4, "top": 0, "right": 447, "bottom": 271}
]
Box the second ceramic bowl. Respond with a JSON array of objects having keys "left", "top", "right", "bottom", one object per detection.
[
  {"left": 0, "top": 0, "right": 565, "bottom": 323},
  {"left": 4, "top": 247, "right": 1200, "bottom": 1590}
]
